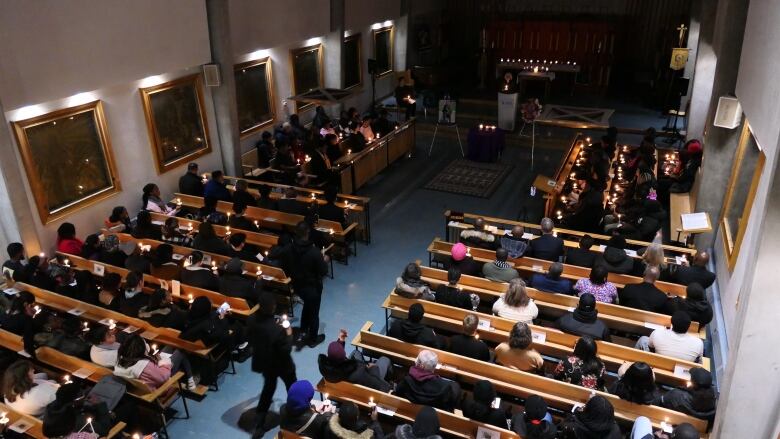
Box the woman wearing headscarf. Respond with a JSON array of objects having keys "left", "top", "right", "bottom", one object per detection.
[
  {"left": 325, "top": 401, "right": 383, "bottom": 439},
  {"left": 555, "top": 294, "right": 611, "bottom": 341},
  {"left": 461, "top": 380, "right": 507, "bottom": 428},
  {"left": 395, "top": 263, "right": 434, "bottom": 300},
  {"left": 511, "top": 395, "right": 557, "bottom": 439},
  {"left": 391, "top": 405, "right": 442, "bottom": 439},
  {"left": 279, "top": 380, "right": 331, "bottom": 438},
  {"left": 563, "top": 395, "right": 622, "bottom": 439},
  {"left": 553, "top": 336, "right": 606, "bottom": 390},
  {"left": 659, "top": 367, "right": 717, "bottom": 421},
  {"left": 608, "top": 362, "right": 660, "bottom": 405}
]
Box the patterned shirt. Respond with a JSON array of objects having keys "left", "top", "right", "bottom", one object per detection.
[
  {"left": 574, "top": 278, "right": 618, "bottom": 303},
  {"left": 553, "top": 355, "right": 606, "bottom": 390}
]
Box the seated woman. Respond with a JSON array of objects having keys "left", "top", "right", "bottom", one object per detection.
[
  {"left": 325, "top": 401, "right": 383, "bottom": 439},
  {"left": 97, "top": 272, "right": 121, "bottom": 311},
  {"left": 138, "top": 288, "right": 187, "bottom": 330},
  {"left": 88, "top": 325, "right": 120, "bottom": 368},
  {"left": 192, "top": 222, "right": 231, "bottom": 256},
  {"left": 142, "top": 183, "right": 177, "bottom": 215},
  {"left": 56, "top": 222, "right": 83, "bottom": 255},
  {"left": 81, "top": 234, "right": 102, "bottom": 260},
  {"left": 446, "top": 242, "right": 482, "bottom": 277},
  {"left": 104, "top": 205, "right": 132, "bottom": 233},
  {"left": 554, "top": 336, "right": 606, "bottom": 391},
  {"left": 608, "top": 361, "right": 660, "bottom": 405},
  {"left": 511, "top": 395, "right": 557, "bottom": 439},
  {"left": 150, "top": 243, "right": 180, "bottom": 281},
  {"left": 573, "top": 265, "right": 617, "bottom": 304},
  {"left": 279, "top": 380, "right": 330, "bottom": 439},
  {"left": 562, "top": 395, "right": 622, "bottom": 439},
  {"left": 318, "top": 330, "right": 392, "bottom": 392},
  {"left": 492, "top": 278, "right": 539, "bottom": 323},
  {"left": 132, "top": 210, "right": 162, "bottom": 241},
  {"left": 494, "top": 322, "right": 544, "bottom": 373},
  {"left": 162, "top": 216, "right": 192, "bottom": 247},
  {"left": 3, "top": 360, "right": 59, "bottom": 417},
  {"left": 659, "top": 367, "right": 716, "bottom": 420},
  {"left": 461, "top": 380, "right": 507, "bottom": 429},
  {"left": 395, "top": 263, "right": 434, "bottom": 300},
  {"left": 592, "top": 235, "right": 633, "bottom": 275},
  {"left": 113, "top": 334, "right": 197, "bottom": 391}
]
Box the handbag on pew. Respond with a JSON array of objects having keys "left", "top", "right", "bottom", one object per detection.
[{"left": 87, "top": 374, "right": 127, "bottom": 411}]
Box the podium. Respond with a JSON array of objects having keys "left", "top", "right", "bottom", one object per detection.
[{"left": 497, "top": 92, "right": 518, "bottom": 131}]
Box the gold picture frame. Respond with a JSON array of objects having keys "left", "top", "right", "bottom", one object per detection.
[
  {"left": 235, "top": 57, "right": 276, "bottom": 138},
  {"left": 344, "top": 33, "right": 363, "bottom": 90},
  {"left": 290, "top": 44, "right": 324, "bottom": 113},
  {"left": 372, "top": 26, "right": 394, "bottom": 77},
  {"left": 140, "top": 74, "right": 212, "bottom": 174},
  {"left": 719, "top": 121, "right": 765, "bottom": 271},
  {"left": 11, "top": 101, "right": 121, "bottom": 224}
]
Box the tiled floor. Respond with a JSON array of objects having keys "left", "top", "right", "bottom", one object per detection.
[{"left": 167, "top": 106, "right": 663, "bottom": 438}]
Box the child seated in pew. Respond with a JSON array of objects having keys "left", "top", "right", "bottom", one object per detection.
[
  {"left": 138, "top": 288, "right": 188, "bottom": 331},
  {"left": 3, "top": 359, "right": 59, "bottom": 417},
  {"left": 114, "top": 334, "right": 197, "bottom": 391}
]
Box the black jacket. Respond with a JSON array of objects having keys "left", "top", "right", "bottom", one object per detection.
[
  {"left": 434, "top": 285, "right": 472, "bottom": 310},
  {"left": 318, "top": 203, "right": 346, "bottom": 226},
  {"left": 248, "top": 313, "right": 294, "bottom": 374},
  {"left": 448, "top": 334, "right": 490, "bottom": 362},
  {"left": 395, "top": 370, "right": 460, "bottom": 412},
  {"left": 388, "top": 319, "right": 440, "bottom": 349},
  {"left": 119, "top": 292, "right": 149, "bottom": 318},
  {"left": 664, "top": 297, "right": 713, "bottom": 327},
  {"left": 619, "top": 282, "right": 668, "bottom": 313},
  {"left": 511, "top": 413, "right": 557, "bottom": 439},
  {"left": 180, "top": 311, "right": 233, "bottom": 347},
  {"left": 528, "top": 235, "right": 565, "bottom": 261},
  {"left": 98, "top": 249, "right": 127, "bottom": 268},
  {"left": 565, "top": 248, "right": 597, "bottom": 268},
  {"left": 132, "top": 225, "right": 162, "bottom": 241},
  {"left": 669, "top": 265, "right": 716, "bottom": 289},
  {"left": 138, "top": 305, "right": 187, "bottom": 330},
  {"left": 180, "top": 267, "right": 220, "bottom": 291},
  {"left": 193, "top": 235, "right": 231, "bottom": 256},
  {"left": 231, "top": 190, "right": 257, "bottom": 208},
  {"left": 125, "top": 254, "right": 151, "bottom": 274},
  {"left": 179, "top": 172, "right": 204, "bottom": 196},
  {"left": 461, "top": 400, "right": 506, "bottom": 429},
  {"left": 219, "top": 274, "right": 260, "bottom": 307},
  {"left": 444, "top": 256, "right": 481, "bottom": 277},
  {"left": 1, "top": 311, "right": 38, "bottom": 356},
  {"left": 593, "top": 247, "right": 634, "bottom": 274},
  {"left": 228, "top": 215, "right": 259, "bottom": 233},
  {"left": 556, "top": 312, "right": 611, "bottom": 341},
  {"left": 281, "top": 238, "right": 328, "bottom": 290},
  {"left": 317, "top": 354, "right": 392, "bottom": 392},
  {"left": 278, "top": 198, "right": 310, "bottom": 216},
  {"left": 280, "top": 405, "right": 330, "bottom": 439},
  {"left": 660, "top": 388, "right": 717, "bottom": 421}
]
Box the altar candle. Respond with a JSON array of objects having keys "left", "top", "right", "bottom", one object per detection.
[{"left": 533, "top": 66, "right": 539, "bottom": 73}]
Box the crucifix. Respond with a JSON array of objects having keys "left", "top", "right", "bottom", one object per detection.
[{"left": 677, "top": 24, "right": 688, "bottom": 47}]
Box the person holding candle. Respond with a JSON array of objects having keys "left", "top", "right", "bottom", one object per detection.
[
  {"left": 97, "top": 272, "right": 122, "bottom": 311},
  {"left": 180, "top": 251, "right": 220, "bottom": 291},
  {"left": 317, "top": 186, "right": 347, "bottom": 227},
  {"left": 114, "top": 334, "right": 198, "bottom": 391},
  {"left": 203, "top": 170, "right": 233, "bottom": 202},
  {"left": 119, "top": 271, "right": 149, "bottom": 318},
  {"left": 138, "top": 288, "right": 188, "bottom": 330},
  {"left": 88, "top": 325, "right": 121, "bottom": 368},
  {"left": 131, "top": 210, "right": 162, "bottom": 241},
  {"left": 461, "top": 380, "right": 507, "bottom": 428},
  {"left": 178, "top": 162, "right": 205, "bottom": 197},
  {"left": 219, "top": 257, "right": 262, "bottom": 307},
  {"left": 324, "top": 400, "right": 383, "bottom": 439},
  {"left": 161, "top": 216, "right": 192, "bottom": 247},
  {"left": 43, "top": 382, "right": 113, "bottom": 438},
  {"left": 277, "top": 187, "right": 309, "bottom": 216},
  {"left": 181, "top": 296, "right": 243, "bottom": 354},
  {"left": 394, "top": 70, "right": 416, "bottom": 121},
  {"left": 1, "top": 291, "right": 40, "bottom": 357},
  {"left": 659, "top": 367, "right": 716, "bottom": 421},
  {"left": 391, "top": 405, "right": 442, "bottom": 439},
  {"left": 229, "top": 203, "right": 259, "bottom": 232},
  {"left": 278, "top": 380, "right": 331, "bottom": 438},
  {"left": 435, "top": 267, "right": 479, "bottom": 311},
  {"left": 193, "top": 222, "right": 231, "bottom": 256},
  {"left": 445, "top": 242, "right": 481, "bottom": 277},
  {"left": 510, "top": 395, "right": 557, "bottom": 439},
  {"left": 2, "top": 360, "right": 59, "bottom": 417},
  {"left": 104, "top": 206, "right": 132, "bottom": 233},
  {"left": 356, "top": 115, "right": 375, "bottom": 143}
]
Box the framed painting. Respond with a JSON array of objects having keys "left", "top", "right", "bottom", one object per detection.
[
  {"left": 140, "top": 74, "right": 211, "bottom": 173},
  {"left": 372, "top": 26, "right": 394, "bottom": 77},
  {"left": 11, "top": 101, "right": 121, "bottom": 224},
  {"left": 344, "top": 33, "right": 362, "bottom": 89},
  {"left": 290, "top": 44, "right": 323, "bottom": 113},
  {"left": 719, "top": 120, "right": 765, "bottom": 271},
  {"left": 235, "top": 57, "right": 276, "bottom": 138}
]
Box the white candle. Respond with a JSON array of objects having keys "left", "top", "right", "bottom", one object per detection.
[{"left": 188, "top": 294, "right": 194, "bottom": 304}]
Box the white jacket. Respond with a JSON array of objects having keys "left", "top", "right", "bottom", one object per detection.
[
  {"left": 90, "top": 343, "right": 120, "bottom": 368},
  {"left": 4, "top": 378, "right": 59, "bottom": 417},
  {"left": 492, "top": 296, "right": 539, "bottom": 324}
]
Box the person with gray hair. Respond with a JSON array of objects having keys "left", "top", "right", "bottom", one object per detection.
[
  {"left": 527, "top": 218, "right": 564, "bottom": 261},
  {"left": 396, "top": 349, "right": 462, "bottom": 412},
  {"left": 528, "top": 261, "right": 573, "bottom": 294}
]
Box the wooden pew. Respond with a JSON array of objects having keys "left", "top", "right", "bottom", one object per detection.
[
  {"left": 0, "top": 403, "right": 125, "bottom": 439},
  {"left": 427, "top": 239, "right": 689, "bottom": 298},
  {"left": 444, "top": 211, "right": 697, "bottom": 258},
  {"left": 148, "top": 211, "right": 278, "bottom": 250},
  {"left": 58, "top": 251, "right": 258, "bottom": 318},
  {"left": 317, "top": 379, "right": 520, "bottom": 439},
  {"left": 353, "top": 322, "right": 708, "bottom": 434},
  {"left": 382, "top": 292, "right": 708, "bottom": 387},
  {"left": 417, "top": 265, "right": 700, "bottom": 336}
]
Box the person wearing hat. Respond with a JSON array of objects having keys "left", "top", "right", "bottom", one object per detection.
[
  {"left": 660, "top": 367, "right": 716, "bottom": 420},
  {"left": 179, "top": 162, "right": 205, "bottom": 197},
  {"left": 563, "top": 394, "right": 622, "bottom": 438},
  {"left": 664, "top": 282, "right": 713, "bottom": 328},
  {"left": 445, "top": 242, "right": 481, "bottom": 277},
  {"left": 619, "top": 265, "right": 668, "bottom": 313},
  {"left": 325, "top": 400, "right": 383, "bottom": 439},
  {"left": 388, "top": 303, "right": 441, "bottom": 349},
  {"left": 637, "top": 311, "right": 703, "bottom": 363},
  {"left": 560, "top": 294, "right": 613, "bottom": 340},
  {"left": 395, "top": 350, "right": 461, "bottom": 412},
  {"left": 392, "top": 405, "right": 442, "bottom": 439},
  {"left": 318, "top": 329, "right": 392, "bottom": 392},
  {"left": 592, "top": 235, "right": 634, "bottom": 274},
  {"left": 511, "top": 395, "right": 556, "bottom": 439},
  {"left": 279, "top": 380, "right": 330, "bottom": 438},
  {"left": 461, "top": 380, "right": 506, "bottom": 428},
  {"left": 219, "top": 257, "right": 262, "bottom": 307}
]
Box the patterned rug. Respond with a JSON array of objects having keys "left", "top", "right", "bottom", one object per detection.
[{"left": 424, "top": 159, "right": 512, "bottom": 198}]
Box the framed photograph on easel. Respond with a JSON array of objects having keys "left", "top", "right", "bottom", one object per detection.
[{"left": 438, "top": 100, "right": 456, "bottom": 125}]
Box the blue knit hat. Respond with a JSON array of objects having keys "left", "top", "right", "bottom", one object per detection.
[{"left": 287, "top": 380, "right": 315, "bottom": 414}]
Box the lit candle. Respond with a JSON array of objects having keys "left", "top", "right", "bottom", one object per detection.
[
  {"left": 176, "top": 198, "right": 182, "bottom": 206},
  {"left": 323, "top": 393, "right": 330, "bottom": 403},
  {"left": 369, "top": 396, "right": 375, "bottom": 407},
  {"left": 225, "top": 226, "right": 231, "bottom": 235},
  {"left": 0, "top": 412, "right": 8, "bottom": 425},
  {"left": 33, "top": 305, "right": 41, "bottom": 316},
  {"left": 39, "top": 252, "right": 45, "bottom": 258},
  {"left": 256, "top": 267, "right": 262, "bottom": 276},
  {"left": 188, "top": 294, "right": 194, "bottom": 304},
  {"left": 347, "top": 149, "right": 352, "bottom": 155},
  {"left": 329, "top": 229, "right": 335, "bottom": 235},
  {"left": 108, "top": 319, "right": 115, "bottom": 329},
  {"left": 63, "top": 374, "right": 71, "bottom": 384},
  {"left": 83, "top": 321, "right": 89, "bottom": 332},
  {"left": 465, "top": 247, "right": 471, "bottom": 257},
  {"left": 63, "top": 259, "right": 70, "bottom": 267},
  {"left": 188, "top": 222, "right": 193, "bottom": 231},
  {"left": 311, "top": 193, "right": 316, "bottom": 200},
  {"left": 561, "top": 196, "right": 566, "bottom": 202},
  {"left": 479, "top": 124, "right": 484, "bottom": 130},
  {"left": 533, "top": 66, "right": 539, "bottom": 73},
  {"left": 254, "top": 220, "right": 259, "bottom": 228}
]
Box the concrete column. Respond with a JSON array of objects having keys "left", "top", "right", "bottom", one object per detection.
[
  {"left": 323, "top": 0, "right": 344, "bottom": 117},
  {"left": 398, "top": 0, "right": 412, "bottom": 70},
  {"left": 687, "top": 0, "right": 717, "bottom": 139},
  {"left": 0, "top": 98, "right": 42, "bottom": 254},
  {"left": 205, "top": 0, "right": 241, "bottom": 176},
  {"left": 680, "top": 0, "right": 702, "bottom": 112},
  {"left": 711, "top": 142, "right": 780, "bottom": 438}
]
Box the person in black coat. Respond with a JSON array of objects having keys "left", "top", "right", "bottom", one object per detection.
[
  {"left": 511, "top": 395, "right": 557, "bottom": 439},
  {"left": 256, "top": 184, "right": 279, "bottom": 211},
  {"left": 461, "top": 380, "right": 507, "bottom": 428},
  {"left": 668, "top": 251, "right": 716, "bottom": 288},
  {"left": 309, "top": 142, "right": 334, "bottom": 185},
  {"left": 608, "top": 362, "right": 660, "bottom": 405},
  {"left": 277, "top": 187, "right": 309, "bottom": 216},
  {"left": 565, "top": 235, "right": 597, "bottom": 268},
  {"left": 448, "top": 314, "right": 490, "bottom": 362},
  {"left": 180, "top": 296, "right": 238, "bottom": 349},
  {"left": 179, "top": 162, "right": 204, "bottom": 197},
  {"left": 0, "top": 291, "right": 39, "bottom": 356},
  {"left": 318, "top": 330, "right": 392, "bottom": 392},
  {"left": 132, "top": 210, "right": 162, "bottom": 241},
  {"left": 395, "top": 350, "right": 461, "bottom": 412},
  {"left": 555, "top": 294, "right": 611, "bottom": 341},
  {"left": 180, "top": 251, "right": 220, "bottom": 291},
  {"left": 593, "top": 235, "right": 634, "bottom": 274},
  {"left": 228, "top": 233, "right": 260, "bottom": 262},
  {"left": 388, "top": 303, "right": 441, "bottom": 349},
  {"left": 219, "top": 258, "right": 261, "bottom": 307},
  {"left": 434, "top": 268, "right": 474, "bottom": 310},
  {"left": 664, "top": 283, "right": 713, "bottom": 327},
  {"left": 444, "top": 243, "right": 481, "bottom": 277},
  {"left": 192, "top": 222, "right": 231, "bottom": 256},
  {"left": 659, "top": 367, "right": 717, "bottom": 421},
  {"left": 279, "top": 380, "right": 330, "bottom": 439},
  {"left": 560, "top": 395, "right": 622, "bottom": 439},
  {"left": 98, "top": 235, "right": 127, "bottom": 268},
  {"left": 229, "top": 203, "right": 259, "bottom": 232},
  {"left": 232, "top": 179, "right": 257, "bottom": 208},
  {"left": 255, "top": 131, "right": 276, "bottom": 168},
  {"left": 137, "top": 288, "right": 187, "bottom": 330},
  {"left": 248, "top": 292, "right": 296, "bottom": 435},
  {"left": 119, "top": 271, "right": 148, "bottom": 318},
  {"left": 565, "top": 180, "right": 605, "bottom": 234},
  {"left": 618, "top": 266, "right": 668, "bottom": 313},
  {"left": 527, "top": 218, "right": 564, "bottom": 261},
  {"left": 317, "top": 186, "right": 346, "bottom": 226}
]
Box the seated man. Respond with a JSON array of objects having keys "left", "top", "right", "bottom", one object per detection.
[
  {"left": 446, "top": 242, "right": 481, "bottom": 277},
  {"left": 395, "top": 350, "right": 461, "bottom": 412},
  {"left": 555, "top": 293, "right": 611, "bottom": 341},
  {"left": 668, "top": 251, "right": 716, "bottom": 288},
  {"left": 636, "top": 311, "right": 703, "bottom": 363},
  {"left": 180, "top": 251, "right": 219, "bottom": 291},
  {"left": 435, "top": 267, "right": 478, "bottom": 310},
  {"left": 3, "top": 242, "right": 26, "bottom": 280},
  {"left": 219, "top": 258, "right": 261, "bottom": 307},
  {"left": 178, "top": 162, "right": 204, "bottom": 197},
  {"left": 482, "top": 248, "right": 520, "bottom": 282},
  {"left": 228, "top": 233, "right": 259, "bottom": 261},
  {"left": 318, "top": 329, "right": 392, "bottom": 392},
  {"left": 527, "top": 217, "right": 564, "bottom": 261},
  {"left": 256, "top": 184, "right": 279, "bottom": 211},
  {"left": 232, "top": 179, "right": 257, "bottom": 207},
  {"left": 229, "top": 202, "right": 259, "bottom": 232},
  {"left": 448, "top": 314, "right": 490, "bottom": 362},
  {"left": 204, "top": 170, "right": 232, "bottom": 202},
  {"left": 664, "top": 283, "right": 713, "bottom": 328},
  {"left": 277, "top": 187, "right": 309, "bottom": 216},
  {"left": 460, "top": 218, "right": 497, "bottom": 250},
  {"left": 619, "top": 266, "right": 668, "bottom": 313},
  {"left": 565, "top": 234, "right": 596, "bottom": 268},
  {"left": 388, "top": 303, "right": 441, "bottom": 349},
  {"left": 317, "top": 186, "right": 346, "bottom": 226},
  {"left": 529, "top": 262, "right": 572, "bottom": 294},
  {"left": 499, "top": 225, "right": 528, "bottom": 259}
]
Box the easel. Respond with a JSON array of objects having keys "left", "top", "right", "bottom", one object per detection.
[{"left": 428, "top": 123, "right": 464, "bottom": 156}]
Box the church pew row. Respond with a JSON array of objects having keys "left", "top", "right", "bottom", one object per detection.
[
  {"left": 0, "top": 401, "right": 125, "bottom": 439},
  {"left": 148, "top": 211, "right": 278, "bottom": 250},
  {"left": 427, "top": 238, "right": 689, "bottom": 298},
  {"left": 13, "top": 282, "right": 214, "bottom": 359},
  {"left": 57, "top": 252, "right": 257, "bottom": 318},
  {"left": 444, "top": 211, "right": 697, "bottom": 258},
  {"left": 382, "top": 293, "right": 707, "bottom": 388},
  {"left": 418, "top": 265, "right": 701, "bottom": 337},
  {"left": 0, "top": 328, "right": 180, "bottom": 435},
  {"left": 316, "top": 379, "right": 520, "bottom": 439},
  {"left": 352, "top": 322, "right": 708, "bottom": 434}
]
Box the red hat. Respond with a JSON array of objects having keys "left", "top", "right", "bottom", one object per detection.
[{"left": 686, "top": 139, "right": 702, "bottom": 154}]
